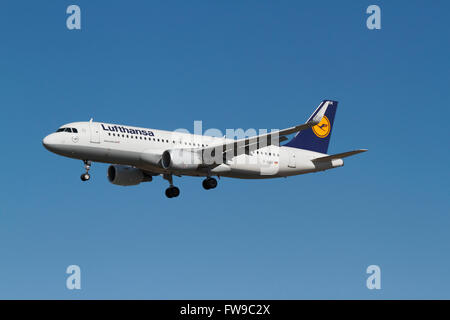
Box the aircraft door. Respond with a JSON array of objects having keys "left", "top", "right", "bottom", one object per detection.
[
  {"left": 89, "top": 120, "right": 101, "bottom": 143},
  {"left": 288, "top": 151, "right": 296, "bottom": 168}
]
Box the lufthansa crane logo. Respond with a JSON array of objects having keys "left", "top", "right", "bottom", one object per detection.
[{"left": 312, "top": 115, "right": 331, "bottom": 138}]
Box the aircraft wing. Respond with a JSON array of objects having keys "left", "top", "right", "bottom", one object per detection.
[{"left": 199, "top": 101, "right": 331, "bottom": 163}]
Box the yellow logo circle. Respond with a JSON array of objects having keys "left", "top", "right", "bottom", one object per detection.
[{"left": 312, "top": 115, "right": 331, "bottom": 138}]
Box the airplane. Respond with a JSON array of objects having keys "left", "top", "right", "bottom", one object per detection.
[{"left": 42, "top": 100, "right": 367, "bottom": 198}]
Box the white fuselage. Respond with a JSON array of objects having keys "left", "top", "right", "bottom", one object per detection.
[{"left": 42, "top": 121, "right": 343, "bottom": 179}]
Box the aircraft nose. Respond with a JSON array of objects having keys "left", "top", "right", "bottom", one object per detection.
[{"left": 42, "top": 133, "right": 57, "bottom": 151}]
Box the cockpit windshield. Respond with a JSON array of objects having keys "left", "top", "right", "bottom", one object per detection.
[{"left": 56, "top": 127, "right": 78, "bottom": 133}]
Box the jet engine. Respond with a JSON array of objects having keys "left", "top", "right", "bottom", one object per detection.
[
  {"left": 107, "top": 165, "right": 152, "bottom": 186},
  {"left": 161, "top": 149, "right": 202, "bottom": 171}
]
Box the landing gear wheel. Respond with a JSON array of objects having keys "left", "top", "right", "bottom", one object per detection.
[
  {"left": 202, "top": 177, "right": 217, "bottom": 190},
  {"left": 171, "top": 186, "right": 180, "bottom": 197},
  {"left": 165, "top": 186, "right": 180, "bottom": 198},
  {"left": 80, "top": 173, "right": 90, "bottom": 181},
  {"left": 163, "top": 174, "right": 179, "bottom": 198}
]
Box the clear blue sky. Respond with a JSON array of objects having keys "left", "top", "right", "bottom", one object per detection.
[{"left": 0, "top": 1, "right": 449, "bottom": 299}]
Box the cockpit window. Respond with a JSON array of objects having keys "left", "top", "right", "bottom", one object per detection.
[{"left": 56, "top": 127, "right": 78, "bottom": 133}]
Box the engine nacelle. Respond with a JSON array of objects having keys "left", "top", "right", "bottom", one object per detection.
[
  {"left": 107, "top": 165, "right": 152, "bottom": 186},
  {"left": 161, "top": 149, "right": 202, "bottom": 171}
]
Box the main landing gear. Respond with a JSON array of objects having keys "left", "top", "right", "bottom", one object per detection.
[
  {"left": 162, "top": 174, "right": 218, "bottom": 198},
  {"left": 80, "top": 160, "right": 91, "bottom": 181},
  {"left": 163, "top": 174, "right": 180, "bottom": 198},
  {"left": 165, "top": 186, "right": 180, "bottom": 198},
  {"left": 202, "top": 177, "right": 218, "bottom": 190}
]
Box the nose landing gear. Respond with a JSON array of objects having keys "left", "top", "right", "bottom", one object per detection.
[{"left": 80, "top": 160, "right": 91, "bottom": 181}]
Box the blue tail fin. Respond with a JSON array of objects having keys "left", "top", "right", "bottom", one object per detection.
[{"left": 284, "top": 100, "right": 338, "bottom": 154}]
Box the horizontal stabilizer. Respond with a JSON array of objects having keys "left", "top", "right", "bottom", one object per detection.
[{"left": 312, "top": 149, "right": 368, "bottom": 162}]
